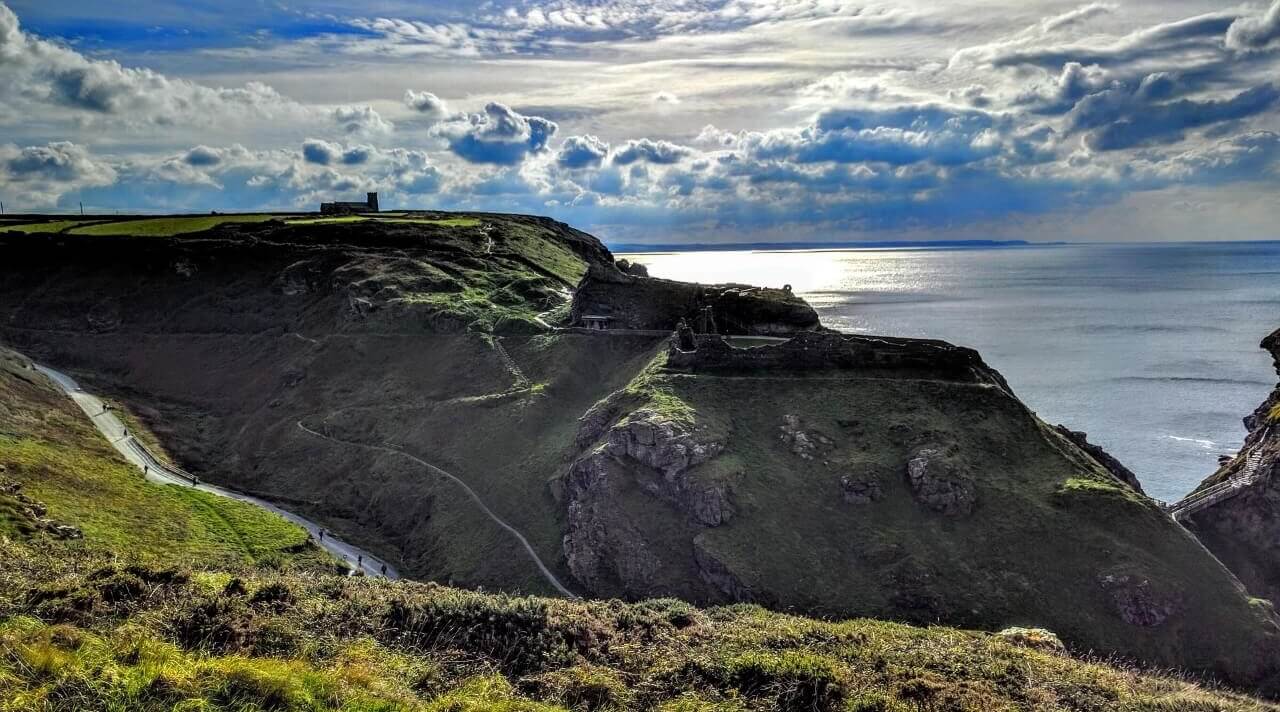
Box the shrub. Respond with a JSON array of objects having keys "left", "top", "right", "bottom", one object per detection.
[
  {"left": 383, "top": 589, "right": 566, "bottom": 674},
  {"left": 697, "top": 650, "right": 847, "bottom": 711},
  {"left": 522, "top": 663, "right": 631, "bottom": 711}
]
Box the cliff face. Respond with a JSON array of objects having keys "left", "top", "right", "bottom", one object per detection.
[
  {"left": 570, "top": 263, "right": 821, "bottom": 335},
  {"left": 1185, "top": 329, "right": 1280, "bottom": 607},
  {"left": 556, "top": 334, "right": 1280, "bottom": 690},
  {"left": 5, "top": 215, "right": 1280, "bottom": 692}
]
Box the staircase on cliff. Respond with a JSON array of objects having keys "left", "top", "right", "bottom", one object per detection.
[{"left": 1166, "top": 426, "right": 1273, "bottom": 522}]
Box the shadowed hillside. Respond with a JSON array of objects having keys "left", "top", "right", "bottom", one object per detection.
[{"left": 2, "top": 212, "right": 1280, "bottom": 691}]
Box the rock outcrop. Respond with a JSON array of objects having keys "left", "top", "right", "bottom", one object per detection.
[
  {"left": 0, "top": 477, "right": 82, "bottom": 540},
  {"left": 839, "top": 476, "right": 883, "bottom": 505},
  {"left": 905, "top": 445, "right": 976, "bottom": 516},
  {"left": 571, "top": 263, "right": 820, "bottom": 335},
  {"left": 1053, "top": 426, "right": 1145, "bottom": 494},
  {"left": 666, "top": 332, "right": 1011, "bottom": 389},
  {"left": 1098, "top": 573, "right": 1182, "bottom": 628},
  {"left": 1184, "top": 328, "right": 1280, "bottom": 608},
  {"left": 561, "top": 407, "right": 734, "bottom": 597}
]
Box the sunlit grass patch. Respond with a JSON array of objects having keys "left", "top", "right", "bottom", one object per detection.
[
  {"left": 69, "top": 215, "right": 275, "bottom": 236},
  {"left": 0, "top": 220, "right": 93, "bottom": 234}
]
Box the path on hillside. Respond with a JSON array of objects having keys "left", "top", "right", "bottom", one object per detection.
[
  {"left": 34, "top": 363, "right": 398, "bottom": 579},
  {"left": 296, "top": 420, "right": 579, "bottom": 599}
]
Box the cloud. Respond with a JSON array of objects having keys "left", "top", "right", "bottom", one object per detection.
[
  {"left": 1066, "top": 82, "right": 1280, "bottom": 150},
  {"left": 184, "top": 145, "right": 222, "bottom": 167},
  {"left": 1226, "top": 0, "right": 1280, "bottom": 51},
  {"left": 0, "top": 140, "right": 117, "bottom": 207},
  {"left": 612, "top": 138, "right": 692, "bottom": 165},
  {"left": 558, "top": 135, "right": 609, "bottom": 168},
  {"left": 653, "top": 91, "right": 681, "bottom": 105},
  {"left": 404, "top": 89, "right": 449, "bottom": 119},
  {"left": 437, "top": 102, "right": 557, "bottom": 165},
  {"left": 330, "top": 105, "right": 393, "bottom": 136},
  {"left": 0, "top": 2, "right": 307, "bottom": 128},
  {"left": 302, "top": 139, "right": 375, "bottom": 166}
]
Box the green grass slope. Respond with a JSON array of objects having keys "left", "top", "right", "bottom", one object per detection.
[
  {"left": 0, "top": 346, "right": 332, "bottom": 572},
  {"left": 559, "top": 350, "right": 1280, "bottom": 690},
  {"left": 1, "top": 544, "right": 1276, "bottom": 712}
]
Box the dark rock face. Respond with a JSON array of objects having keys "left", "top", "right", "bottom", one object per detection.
[
  {"left": 571, "top": 264, "right": 820, "bottom": 335},
  {"left": 1185, "top": 328, "right": 1280, "bottom": 609},
  {"left": 1053, "top": 426, "right": 1145, "bottom": 494},
  {"left": 1098, "top": 573, "right": 1181, "bottom": 628},
  {"left": 693, "top": 536, "right": 757, "bottom": 602},
  {"left": 839, "top": 476, "right": 883, "bottom": 505},
  {"left": 561, "top": 453, "right": 664, "bottom": 595},
  {"left": 666, "top": 333, "right": 1010, "bottom": 390},
  {"left": 561, "top": 408, "right": 734, "bottom": 597},
  {"left": 905, "top": 446, "right": 976, "bottom": 516}
]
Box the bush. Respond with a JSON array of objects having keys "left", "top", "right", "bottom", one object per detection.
[
  {"left": 383, "top": 589, "right": 566, "bottom": 674},
  {"left": 522, "top": 663, "right": 631, "bottom": 711},
  {"left": 695, "top": 650, "right": 847, "bottom": 711}
]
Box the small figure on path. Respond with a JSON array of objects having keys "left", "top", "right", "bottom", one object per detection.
[
  {"left": 380, "top": 563, "right": 387, "bottom": 577},
  {"left": 357, "top": 554, "right": 363, "bottom": 568},
  {"left": 192, "top": 476, "right": 199, "bottom": 487},
  {"left": 143, "top": 464, "right": 148, "bottom": 476},
  {"left": 318, "top": 529, "right": 325, "bottom": 542}
]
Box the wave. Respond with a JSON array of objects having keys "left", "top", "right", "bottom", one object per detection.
[
  {"left": 1073, "top": 324, "right": 1229, "bottom": 335},
  {"left": 1110, "top": 376, "right": 1272, "bottom": 386},
  {"left": 1164, "top": 435, "right": 1218, "bottom": 449}
]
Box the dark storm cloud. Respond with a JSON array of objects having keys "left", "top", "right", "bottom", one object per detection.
[{"left": 1067, "top": 82, "right": 1280, "bottom": 150}]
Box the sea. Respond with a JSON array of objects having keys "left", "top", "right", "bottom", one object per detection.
[{"left": 621, "top": 241, "right": 1280, "bottom": 502}]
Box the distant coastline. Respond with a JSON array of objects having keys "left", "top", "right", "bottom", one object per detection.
[{"left": 609, "top": 239, "right": 1043, "bottom": 253}]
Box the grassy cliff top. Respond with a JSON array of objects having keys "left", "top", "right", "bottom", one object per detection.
[{"left": 1, "top": 543, "right": 1276, "bottom": 712}]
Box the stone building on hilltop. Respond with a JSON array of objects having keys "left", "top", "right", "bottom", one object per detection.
[{"left": 320, "top": 192, "right": 379, "bottom": 215}]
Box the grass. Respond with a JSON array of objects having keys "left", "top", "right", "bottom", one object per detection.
[
  {"left": 574, "top": 365, "right": 1280, "bottom": 688},
  {"left": 1, "top": 559, "right": 1276, "bottom": 711},
  {"left": 0, "top": 347, "right": 330, "bottom": 572},
  {"left": 68, "top": 215, "right": 275, "bottom": 237},
  {"left": 1269, "top": 402, "right": 1280, "bottom": 424},
  {"left": 0, "top": 220, "right": 93, "bottom": 234},
  {"left": 283, "top": 216, "right": 482, "bottom": 228}
]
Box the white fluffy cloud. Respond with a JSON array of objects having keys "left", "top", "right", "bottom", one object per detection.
[{"left": 1, "top": 0, "right": 1279, "bottom": 242}]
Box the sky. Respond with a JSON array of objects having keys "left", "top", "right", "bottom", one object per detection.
[{"left": 1, "top": 0, "right": 1279, "bottom": 243}]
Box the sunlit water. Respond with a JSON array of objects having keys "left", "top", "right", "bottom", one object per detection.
[{"left": 622, "top": 242, "right": 1280, "bottom": 501}]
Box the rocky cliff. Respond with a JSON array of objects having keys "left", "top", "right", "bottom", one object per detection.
[
  {"left": 555, "top": 331, "right": 1280, "bottom": 690},
  {"left": 3, "top": 213, "right": 1280, "bottom": 691},
  {"left": 1184, "top": 328, "right": 1280, "bottom": 608},
  {"left": 570, "top": 263, "right": 821, "bottom": 335}
]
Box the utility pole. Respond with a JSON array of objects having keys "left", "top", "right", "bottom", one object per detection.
[
  {"left": 80, "top": 202, "right": 84, "bottom": 216},
  {"left": 1, "top": 201, "right": 5, "bottom": 215}
]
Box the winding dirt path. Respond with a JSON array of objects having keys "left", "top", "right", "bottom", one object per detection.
[
  {"left": 295, "top": 420, "right": 578, "bottom": 598},
  {"left": 34, "top": 363, "right": 398, "bottom": 579}
]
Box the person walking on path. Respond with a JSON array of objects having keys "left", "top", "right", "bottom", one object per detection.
[
  {"left": 357, "top": 555, "right": 363, "bottom": 568},
  {"left": 318, "top": 529, "right": 325, "bottom": 543},
  {"left": 380, "top": 563, "right": 387, "bottom": 577}
]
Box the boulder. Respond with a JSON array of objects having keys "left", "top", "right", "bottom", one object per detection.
[
  {"left": 840, "top": 476, "right": 883, "bottom": 505},
  {"left": 1098, "top": 573, "right": 1181, "bottom": 628},
  {"left": 905, "top": 446, "right": 975, "bottom": 516}
]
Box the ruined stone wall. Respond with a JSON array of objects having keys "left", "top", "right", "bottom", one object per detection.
[
  {"left": 667, "top": 332, "right": 1008, "bottom": 386},
  {"left": 571, "top": 263, "right": 821, "bottom": 336}
]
